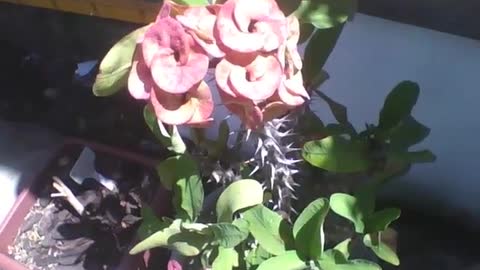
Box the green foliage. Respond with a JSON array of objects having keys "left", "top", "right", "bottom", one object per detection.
[
  {"left": 378, "top": 81, "right": 420, "bottom": 130},
  {"left": 364, "top": 233, "right": 400, "bottom": 266},
  {"left": 173, "top": 0, "right": 208, "bottom": 5},
  {"left": 302, "top": 136, "right": 371, "bottom": 173},
  {"left": 93, "top": 26, "right": 147, "bottom": 97},
  {"left": 293, "top": 198, "right": 329, "bottom": 260},
  {"left": 144, "top": 105, "right": 187, "bottom": 154},
  {"left": 216, "top": 180, "right": 264, "bottom": 222},
  {"left": 156, "top": 154, "right": 203, "bottom": 222},
  {"left": 137, "top": 206, "right": 168, "bottom": 240},
  {"left": 212, "top": 247, "right": 239, "bottom": 270},
  {"left": 294, "top": 0, "right": 357, "bottom": 29},
  {"left": 256, "top": 251, "right": 307, "bottom": 270},
  {"left": 242, "top": 205, "right": 291, "bottom": 255},
  {"left": 302, "top": 26, "right": 344, "bottom": 88}
]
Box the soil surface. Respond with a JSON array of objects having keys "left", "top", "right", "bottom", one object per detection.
[{"left": 8, "top": 145, "right": 160, "bottom": 270}]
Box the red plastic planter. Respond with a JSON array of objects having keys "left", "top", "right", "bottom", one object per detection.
[{"left": 0, "top": 138, "right": 171, "bottom": 270}]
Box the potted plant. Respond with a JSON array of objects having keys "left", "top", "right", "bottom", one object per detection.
[
  {"left": 87, "top": 0, "right": 436, "bottom": 269},
  {"left": 0, "top": 139, "right": 171, "bottom": 270}
]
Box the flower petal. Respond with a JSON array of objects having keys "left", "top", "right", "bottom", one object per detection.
[
  {"left": 228, "top": 54, "right": 282, "bottom": 101},
  {"left": 214, "top": 0, "right": 265, "bottom": 53},
  {"left": 150, "top": 41, "right": 209, "bottom": 94},
  {"left": 186, "top": 81, "right": 215, "bottom": 125},
  {"left": 128, "top": 47, "right": 152, "bottom": 100},
  {"left": 150, "top": 87, "right": 195, "bottom": 125}
]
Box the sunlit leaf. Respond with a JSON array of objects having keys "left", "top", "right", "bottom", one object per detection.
[
  {"left": 293, "top": 198, "right": 329, "bottom": 260},
  {"left": 303, "top": 136, "right": 371, "bottom": 173},
  {"left": 242, "top": 205, "right": 290, "bottom": 255},
  {"left": 295, "top": 0, "right": 356, "bottom": 29},
  {"left": 257, "top": 251, "right": 307, "bottom": 270},
  {"left": 216, "top": 180, "right": 263, "bottom": 222},
  {"left": 93, "top": 26, "right": 147, "bottom": 96},
  {"left": 364, "top": 234, "right": 400, "bottom": 266},
  {"left": 329, "top": 193, "right": 365, "bottom": 233}
]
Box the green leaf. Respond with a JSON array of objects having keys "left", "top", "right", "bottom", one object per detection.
[
  {"left": 384, "top": 116, "right": 430, "bottom": 150},
  {"left": 379, "top": 81, "right": 420, "bottom": 130},
  {"left": 245, "top": 245, "right": 273, "bottom": 267},
  {"left": 302, "top": 136, "right": 371, "bottom": 173},
  {"left": 297, "top": 107, "right": 325, "bottom": 137},
  {"left": 156, "top": 156, "right": 182, "bottom": 191},
  {"left": 319, "top": 259, "right": 382, "bottom": 270},
  {"left": 173, "top": 0, "right": 208, "bottom": 5},
  {"left": 242, "top": 205, "right": 290, "bottom": 256},
  {"left": 364, "top": 234, "right": 400, "bottom": 266},
  {"left": 209, "top": 223, "right": 249, "bottom": 248},
  {"left": 257, "top": 251, "right": 307, "bottom": 270},
  {"left": 293, "top": 198, "right": 329, "bottom": 260},
  {"left": 333, "top": 238, "right": 352, "bottom": 259},
  {"left": 137, "top": 206, "right": 169, "bottom": 240},
  {"left": 130, "top": 220, "right": 209, "bottom": 256},
  {"left": 156, "top": 155, "right": 203, "bottom": 221},
  {"left": 276, "top": 0, "right": 302, "bottom": 15},
  {"left": 365, "top": 208, "right": 401, "bottom": 233},
  {"left": 302, "top": 25, "right": 344, "bottom": 88},
  {"left": 212, "top": 247, "right": 239, "bottom": 270},
  {"left": 93, "top": 26, "right": 147, "bottom": 96},
  {"left": 393, "top": 150, "right": 437, "bottom": 164},
  {"left": 329, "top": 193, "right": 365, "bottom": 233},
  {"left": 170, "top": 125, "right": 187, "bottom": 154},
  {"left": 216, "top": 180, "right": 264, "bottom": 222},
  {"left": 144, "top": 105, "right": 172, "bottom": 148},
  {"left": 295, "top": 0, "right": 356, "bottom": 29},
  {"left": 298, "top": 23, "right": 315, "bottom": 44}
]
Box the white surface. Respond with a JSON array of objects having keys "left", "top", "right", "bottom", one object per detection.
[{"left": 0, "top": 121, "right": 61, "bottom": 223}]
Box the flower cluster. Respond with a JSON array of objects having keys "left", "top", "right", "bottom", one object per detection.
[{"left": 128, "top": 0, "right": 308, "bottom": 129}]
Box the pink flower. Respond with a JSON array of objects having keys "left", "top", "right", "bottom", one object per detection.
[
  {"left": 276, "top": 15, "right": 308, "bottom": 106},
  {"left": 140, "top": 3, "right": 209, "bottom": 94},
  {"left": 129, "top": 47, "right": 213, "bottom": 126},
  {"left": 167, "top": 259, "right": 183, "bottom": 270},
  {"left": 176, "top": 5, "right": 225, "bottom": 58},
  {"left": 214, "top": 0, "right": 287, "bottom": 53},
  {"left": 215, "top": 52, "right": 283, "bottom": 102},
  {"left": 150, "top": 81, "right": 214, "bottom": 126}
]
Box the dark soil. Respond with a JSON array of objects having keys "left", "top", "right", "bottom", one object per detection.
[{"left": 8, "top": 144, "right": 160, "bottom": 270}]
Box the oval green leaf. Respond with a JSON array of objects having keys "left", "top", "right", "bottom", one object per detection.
[
  {"left": 365, "top": 208, "right": 401, "bottom": 233},
  {"left": 363, "top": 234, "right": 400, "bottom": 266},
  {"left": 216, "top": 180, "right": 263, "bottom": 222},
  {"left": 212, "top": 247, "right": 239, "bottom": 270},
  {"left": 329, "top": 193, "right": 365, "bottom": 233},
  {"left": 257, "top": 251, "right": 307, "bottom": 270},
  {"left": 294, "top": 0, "right": 357, "bottom": 29},
  {"left": 242, "top": 205, "right": 291, "bottom": 255},
  {"left": 378, "top": 81, "right": 420, "bottom": 130},
  {"left": 130, "top": 220, "right": 209, "bottom": 256},
  {"left": 209, "top": 223, "right": 249, "bottom": 248},
  {"left": 93, "top": 26, "right": 147, "bottom": 97},
  {"left": 293, "top": 198, "right": 329, "bottom": 260},
  {"left": 302, "top": 136, "right": 371, "bottom": 173}
]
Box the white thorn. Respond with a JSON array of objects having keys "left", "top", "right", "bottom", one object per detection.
[
  {"left": 246, "top": 129, "right": 252, "bottom": 141},
  {"left": 255, "top": 138, "right": 263, "bottom": 155},
  {"left": 249, "top": 165, "right": 261, "bottom": 176}
]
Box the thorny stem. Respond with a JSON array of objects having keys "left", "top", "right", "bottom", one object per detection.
[{"left": 51, "top": 176, "right": 85, "bottom": 216}]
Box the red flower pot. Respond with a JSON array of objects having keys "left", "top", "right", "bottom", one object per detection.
[{"left": 0, "top": 138, "right": 171, "bottom": 270}]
